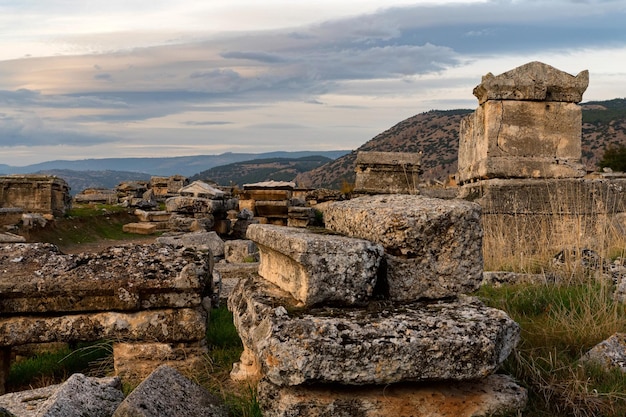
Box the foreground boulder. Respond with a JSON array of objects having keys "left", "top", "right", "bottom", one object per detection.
[
  {"left": 229, "top": 276, "right": 520, "bottom": 386},
  {"left": 113, "top": 365, "right": 227, "bottom": 417}
]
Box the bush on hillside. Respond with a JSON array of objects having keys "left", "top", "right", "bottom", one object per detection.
[{"left": 599, "top": 145, "right": 626, "bottom": 172}]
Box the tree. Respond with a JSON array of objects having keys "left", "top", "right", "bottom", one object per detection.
[{"left": 598, "top": 144, "right": 626, "bottom": 172}]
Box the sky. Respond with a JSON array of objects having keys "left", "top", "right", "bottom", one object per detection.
[{"left": 0, "top": 0, "right": 625, "bottom": 166}]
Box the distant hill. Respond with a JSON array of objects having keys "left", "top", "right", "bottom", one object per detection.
[
  {"left": 0, "top": 150, "right": 350, "bottom": 177},
  {"left": 190, "top": 155, "right": 332, "bottom": 186},
  {"left": 296, "top": 99, "right": 626, "bottom": 189},
  {"left": 35, "top": 170, "right": 152, "bottom": 196}
]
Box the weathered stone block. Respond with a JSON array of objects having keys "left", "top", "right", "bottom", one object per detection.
[
  {"left": 582, "top": 333, "right": 626, "bottom": 373},
  {"left": 113, "top": 342, "right": 209, "bottom": 385},
  {"left": 165, "top": 196, "right": 225, "bottom": 214},
  {"left": 224, "top": 239, "right": 258, "bottom": 263},
  {"left": 157, "top": 230, "right": 224, "bottom": 257},
  {"left": 323, "top": 195, "right": 483, "bottom": 301},
  {"left": 112, "top": 365, "right": 228, "bottom": 417},
  {"left": 473, "top": 61, "right": 588, "bottom": 104},
  {"left": 228, "top": 277, "right": 520, "bottom": 386},
  {"left": 258, "top": 374, "right": 527, "bottom": 417},
  {"left": 255, "top": 200, "right": 288, "bottom": 218},
  {"left": 123, "top": 222, "right": 157, "bottom": 234},
  {"left": 247, "top": 224, "right": 383, "bottom": 306},
  {"left": 0, "top": 243, "right": 213, "bottom": 314},
  {"left": 0, "top": 308, "right": 207, "bottom": 346},
  {"left": 134, "top": 209, "right": 171, "bottom": 222}
]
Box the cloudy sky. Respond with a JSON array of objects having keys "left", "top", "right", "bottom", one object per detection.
[{"left": 1, "top": 0, "right": 625, "bottom": 166}]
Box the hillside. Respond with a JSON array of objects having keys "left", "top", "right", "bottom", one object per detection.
[
  {"left": 296, "top": 99, "right": 626, "bottom": 189},
  {"left": 36, "top": 170, "right": 152, "bottom": 196},
  {"left": 190, "top": 155, "right": 332, "bottom": 186}
]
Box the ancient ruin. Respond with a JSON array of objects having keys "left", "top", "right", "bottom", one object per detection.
[
  {"left": 229, "top": 194, "right": 527, "bottom": 416},
  {"left": 0, "top": 242, "right": 217, "bottom": 394},
  {"left": 457, "top": 62, "right": 626, "bottom": 256},
  {"left": 353, "top": 151, "right": 421, "bottom": 194},
  {"left": 0, "top": 175, "right": 71, "bottom": 217}
]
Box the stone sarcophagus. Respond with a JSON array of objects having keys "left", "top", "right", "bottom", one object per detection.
[
  {"left": 0, "top": 175, "right": 71, "bottom": 217},
  {"left": 457, "top": 61, "right": 588, "bottom": 184},
  {"left": 354, "top": 151, "right": 421, "bottom": 195}
]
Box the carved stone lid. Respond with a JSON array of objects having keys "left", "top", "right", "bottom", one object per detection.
[{"left": 473, "top": 61, "right": 589, "bottom": 104}]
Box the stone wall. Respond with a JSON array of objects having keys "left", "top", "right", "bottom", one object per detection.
[
  {"left": 0, "top": 242, "right": 216, "bottom": 394},
  {"left": 0, "top": 175, "right": 71, "bottom": 217},
  {"left": 353, "top": 151, "right": 421, "bottom": 195}
]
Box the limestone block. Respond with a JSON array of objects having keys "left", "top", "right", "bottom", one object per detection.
[
  {"left": 247, "top": 224, "right": 383, "bottom": 306},
  {"left": 157, "top": 230, "right": 224, "bottom": 257},
  {"left": 287, "top": 206, "right": 315, "bottom": 228},
  {"left": 112, "top": 365, "right": 228, "bottom": 417},
  {"left": 0, "top": 233, "right": 25, "bottom": 243},
  {"left": 582, "top": 333, "right": 626, "bottom": 373},
  {"left": 179, "top": 181, "right": 225, "bottom": 198},
  {"left": 123, "top": 222, "right": 157, "bottom": 235},
  {"left": 354, "top": 151, "right": 421, "bottom": 194},
  {"left": 238, "top": 199, "right": 256, "bottom": 213},
  {"left": 134, "top": 209, "right": 171, "bottom": 222},
  {"left": 323, "top": 195, "right": 483, "bottom": 301},
  {"left": 167, "top": 214, "right": 215, "bottom": 232},
  {"left": 258, "top": 374, "right": 527, "bottom": 417},
  {"left": 457, "top": 100, "right": 585, "bottom": 183},
  {"left": 0, "top": 243, "right": 213, "bottom": 314},
  {"left": 165, "top": 196, "right": 225, "bottom": 214},
  {"left": 0, "top": 376, "right": 123, "bottom": 417},
  {"left": 0, "top": 308, "right": 207, "bottom": 346},
  {"left": 113, "top": 342, "right": 209, "bottom": 385},
  {"left": 473, "top": 61, "right": 588, "bottom": 104},
  {"left": 240, "top": 189, "right": 291, "bottom": 201},
  {"left": 224, "top": 239, "right": 258, "bottom": 263},
  {"left": 228, "top": 277, "right": 520, "bottom": 386}
]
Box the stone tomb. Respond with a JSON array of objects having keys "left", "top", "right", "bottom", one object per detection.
[
  {"left": 457, "top": 61, "right": 588, "bottom": 184},
  {"left": 229, "top": 195, "right": 526, "bottom": 416},
  {"left": 353, "top": 151, "right": 421, "bottom": 195},
  {"left": 0, "top": 175, "right": 71, "bottom": 217},
  {"left": 0, "top": 242, "right": 217, "bottom": 393}
]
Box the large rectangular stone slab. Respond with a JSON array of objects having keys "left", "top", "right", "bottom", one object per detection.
[
  {"left": 257, "top": 374, "right": 527, "bottom": 417},
  {"left": 0, "top": 308, "right": 207, "bottom": 347},
  {"left": 323, "top": 195, "right": 483, "bottom": 301},
  {"left": 246, "top": 224, "right": 383, "bottom": 306},
  {"left": 0, "top": 243, "right": 213, "bottom": 314},
  {"left": 228, "top": 276, "right": 519, "bottom": 386}
]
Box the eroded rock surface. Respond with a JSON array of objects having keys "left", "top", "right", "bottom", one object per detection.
[
  {"left": 247, "top": 224, "right": 383, "bottom": 306},
  {"left": 323, "top": 195, "right": 483, "bottom": 301},
  {"left": 229, "top": 276, "right": 520, "bottom": 386}
]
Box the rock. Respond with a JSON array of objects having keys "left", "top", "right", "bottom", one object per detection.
[
  {"left": 258, "top": 374, "right": 527, "bottom": 417},
  {"left": 287, "top": 207, "right": 315, "bottom": 228},
  {"left": 157, "top": 231, "right": 224, "bottom": 257},
  {"left": 582, "top": 333, "right": 626, "bottom": 373},
  {"left": 179, "top": 181, "right": 225, "bottom": 199},
  {"left": 165, "top": 197, "right": 225, "bottom": 215},
  {"left": 482, "top": 271, "right": 555, "bottom": 287},
  {"left": 0, "top": 233, "right": 25, "bottom": 243},
  {"left": 323, "top": 195, "right": 483, "bottom": 301},
  {"left": 134, "top": 210, "right": 171, "bottom": 223},
  {"left": 472, "top": 61, "right": 588, "bottom": 104},
  {"left": 0, "top": 243, "right": 213, "bottom": 314},
  {"left": 228, "top": 277, "right": 520, "bottom": 386},
  {"left": 247, "top": 224, "right": 384, "bottom": 306},
  {"left": 224, "top": 239, "right": 258, "bottom": 263},
  {"left": 166, "top": 214, "right": 215, "bottom": 233},
  {"left": 353, "top": 151, "right": 421, "bottom": 195},
  {"left": 0, "top": 375, "right": 123, "bottom": 417},
  {"left": 35, "top": 374, "right": 124, "bottom": 417},
  {"left": 214, "top": 262, "right": 259, "bottom": 302},
  {"left": 113, "top": 365, "right": 228, "bottom": 417},
  {"left": 123, "top": 222, "right": 157, "bottom": 235},
  {"left": 0, "top": 308, "right": 207, "bottom": 346}
]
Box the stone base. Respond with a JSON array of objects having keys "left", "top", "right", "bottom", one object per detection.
[
  {"left": 257, "top": 374, "right": 528, "bottom": 417},
  {"left": 229, "top": 277, "right": 519, "bottom": 386},
  {"left": 113, "top": 342, "right": 209, "bottom": 385}
]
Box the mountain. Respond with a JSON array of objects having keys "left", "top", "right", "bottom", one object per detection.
[
  {"left": 190, "top": 155, "right": 333, "bottom": 186},
  {"left": 0, "top": 150, "right": 350, "bottom": 177},
  {"left": 296, "top": 99, "right": 626, "bottom": 189},
  {"left": 35, "top": 170, "right": 152, "bottom": 196}
]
